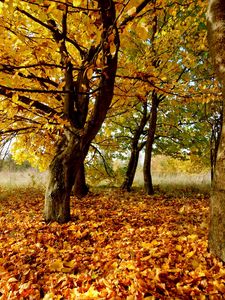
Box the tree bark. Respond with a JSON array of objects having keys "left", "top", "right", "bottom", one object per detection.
[
  {"left": 143, "top": 90, "right": 160, "bottom": 195},
  {"left": 73, "top": 162, "right": 89, "bottom": 198},
  {"left": 122, "top": 102, "right": 148, "bottom": 191},
  {"left": 44, "top": 133, "right": 82, "bottom": 223},
  {"left": 209, "top": 106, "right": 225, "bottom": 261},
  {"left": 122, "top": 149, "right": 140, "bottom": 192},
  {"left": 210, "top": 103, "right": 223, "bottom": 183},
  {"left": 207, "top": 0, "right": 225, "bottom": 261}
]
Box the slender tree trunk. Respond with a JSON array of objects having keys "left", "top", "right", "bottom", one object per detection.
[
  {"left": 122, "top": 102, "right": 148, "bottom": 191},
  {"left": 210, "top": 104, "right": 223, "bottom": 183},
  {"left": 143, "top": 90, "right": 159, "bottom": 195},
  {"left": 122, "top": 149, "right": 140, "bottom": 191},
  {"left": 207, "top": 0, "right": 225, "bottom": 261}
]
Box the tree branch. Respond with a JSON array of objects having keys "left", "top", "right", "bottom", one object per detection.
[
  {"left": 0, "top": 88, "right": 58, "bottom": 115},
  {"left": 0, "top": 84, "right": 66, "bottom": 94},
  {"left": 119, "top": 0, "right": 153, "bottom": 28},
  {"left": 90, "top": 144, "right": 114, "bottom": 177},
  {"left": 0, "top": 126, "right": 37, "bottom": 135},
  {"left": 0, "top": 63, "right": 80, "bottom": 70},
  {"left": 17, "top": 7, "right": 87, "bottom": 58}
]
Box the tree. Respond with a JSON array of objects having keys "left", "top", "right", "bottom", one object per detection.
[
  {"left": 116, "top": 0, "right": 216, "bottom": 194},
  {"left": 0, "top": 0, "right": 153, "bottom": 222},
  {"left": 78, "top": 0, "right": 221, "bottom": 196},
  {"left": 207, "top": 0, "right": 225, "bottom": 262},
  {"left": 1, "top": 0, "right": 119, "bottom": 223},
  {"left": 121, "top": 100, "right": 148, "bottom": 191},
  {"left": 143, "top": 90, "right": 164, "bottom": 194}
]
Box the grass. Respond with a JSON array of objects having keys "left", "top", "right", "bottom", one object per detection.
[
  {"left": 0, "top": 168, "right": 211, "bottom": 197},
  {"left": 0, "top": 169, "right": 47, "bottom": 190},
  {"left": 133, "top": 171, "right": 211, "bottom": 196}
]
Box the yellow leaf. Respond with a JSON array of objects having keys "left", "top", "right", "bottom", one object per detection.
[
  {"left": 43, "top": 293, "right": 54, "bottom": 300},
  {"left": 127, "top": 7, "right": 136, "bottom": 16},
  {"left": 136, "top": 24, "right": 149, "bottom": 40},
  {"left": 49, "top": 259, "right": 63, "bottom": 272},
  {"left": 12, "top": 93, "right": 19, "bottom": 103},
  {"left": 142, "top": 240, "right": 158, "bottom": 248},
  {"left": 73, "top": 0, "right": 81, "bottom": 6},
  {"left": 62, "top": 259, "right": 77, "bottom": 273},
  {"left": 8, "top": 277, "right": 18, "bottom": 283},
  {"left": 175, "top": 244, "right": 182, "bottom": 252},
  {"left": 63, "top": 260, "right": 76, "bottom": 268},
  {"left": 191, "top": 259, "right": 200, "bottom": 269},
  {"left": 47, "top": 2, "right": 56, "bottom": 14},
  {"left": 0, "top": 2, "right": 3, "bottom": 14},
  {"left": 187, "top": 234, "right": 198, "bottom": 241},
  {"left": 186, "top": 251, "right": 195, "bottom": 259},
  {"left": 61, "top": 267, "right": 72, "bottom": 273},
  {"left": 72, "top": 286, "right": 100, "bottom": 298},
  {"left": 47, "top": 246, "right": 56, "bottom": 254}
]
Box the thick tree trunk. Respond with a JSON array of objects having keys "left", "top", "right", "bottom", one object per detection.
[
  {"left": 73, "top": 162, "right": 89, "bottom": 198},
  {"left": 44, "top": 133, "right": 82, "bottom": 223},
  {"left": 207, "top": 0, "right": 225, "bottom": 261},
  {"left": 143, "top": 91, "right": 159, "bottom": 195}
]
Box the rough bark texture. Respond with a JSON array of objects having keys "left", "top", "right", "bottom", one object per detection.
[
  {"left": 44, "top": 0, "right": 119, "bottom": 223},
  {"left": 73, "top": 163, "right": 89, "bottom": 198},
  {"left": 44, "top": 133, "right": 82, "bottom": 223},
  {"left": 207, "top": 0, "right": 225, "bottom": 261},
  {"left": 143, "top": 91, "right": 159, "bottom": 195},
  {"left": 122, "top": 102, "right": 148, "bottom": 191}
]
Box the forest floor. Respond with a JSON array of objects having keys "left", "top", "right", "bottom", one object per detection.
[{"left": 0, "top": 187, "right": 225, "bottom": 299}]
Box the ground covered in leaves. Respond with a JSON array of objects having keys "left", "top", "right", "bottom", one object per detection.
[{"left": 0, "top": 188, "right": 225, "bottom": 299}]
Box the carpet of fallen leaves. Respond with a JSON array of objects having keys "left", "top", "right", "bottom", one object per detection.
[{"left": 0, "top": 188, "right": 225, "bottom": 299}]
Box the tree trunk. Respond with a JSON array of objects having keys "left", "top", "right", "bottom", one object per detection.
[
  {"left": 143, "top": 90, "right": 159, "bottom": 195},
  {"left": 122, "top": 101, "right": 148, "bottom": 191},
  {"left": 73, "top": 162, "right": 89, "bottom": 198},
  {"left": 209, "top": 106, "right": 225, "bottom": 261},
  {"left": 210, "top": 103, "right": 223, "bottom": 183},
  {"left": 122, "top": 149, "right": 140, "bottom": 191},
  {"left": 207, "top": 0, "right": 225, "bottom": 261},
  {"left": 44, "top": 133, "right": 82, "bottom": 223}
]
